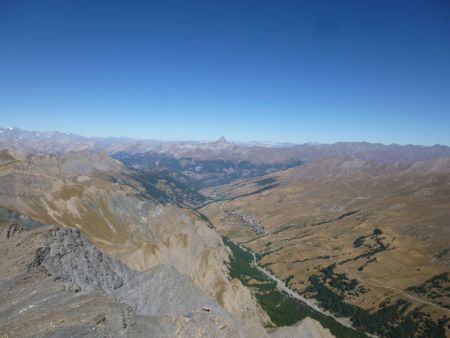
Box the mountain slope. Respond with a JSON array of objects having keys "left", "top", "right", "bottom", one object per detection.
[
  {"left": 0, "top": 149, "right": 270, "bottom": 336},
  {"left": 0, "top": 210, "right": 339, "bottom": 338},
  {"left": 200, "top": 157, "right": 450, "bottom": 337},
  {"left": 0, "top": 220, "right": 249, "bottom": 337}
]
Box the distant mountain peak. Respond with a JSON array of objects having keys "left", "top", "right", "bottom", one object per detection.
[
  {"left": 216, "top": 136, "right": 228, "bottom": 143},
  {"left": 210, "top": 136, "right": 235, "bottom": 150}
]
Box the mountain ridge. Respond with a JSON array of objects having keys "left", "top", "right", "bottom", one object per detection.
[
  {"left": 0, "top": 149, "right": 272, "bottom": 335},
  {"left": 2, "top": 127, "right": 450, "bottom": 164}
]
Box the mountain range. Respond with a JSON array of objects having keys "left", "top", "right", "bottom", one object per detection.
[{"left": 2, "top": 127, "right": 450, "bottom": 163}]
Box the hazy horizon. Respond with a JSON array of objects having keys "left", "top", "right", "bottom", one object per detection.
[{"left": 2, "top": 125, "right": 450, "bottom": 147}]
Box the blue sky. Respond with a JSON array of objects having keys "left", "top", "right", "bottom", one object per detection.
[{"left": 1, "top": 0, "right": 449, "bottom": 145}]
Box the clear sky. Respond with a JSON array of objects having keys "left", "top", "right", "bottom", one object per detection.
[{"left": 1, "top": 1, "right": 449, "bottom": 145}]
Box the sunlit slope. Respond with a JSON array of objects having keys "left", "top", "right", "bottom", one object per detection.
[
  {"left": 0, "top": 149, "right": 269, "bottom": 332},
  {"left": 201, "top": 157, "right": 450, "bottom": 337}
]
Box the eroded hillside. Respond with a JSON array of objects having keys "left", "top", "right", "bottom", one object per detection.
[
  {"left": 0, "top": 218, "right": 250, "bottom": 337},
  {"left": 0, "top": 149, "right": 271, "bottom": 336}
]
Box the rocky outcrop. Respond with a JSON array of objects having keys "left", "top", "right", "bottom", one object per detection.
[
  {"left": 0, "top": 207, "right": 47, "bottom": 239},
  {"left": 0, "top": 223, "right": 249, "bottom": 337},
  {"left": 269, "top": 318, "right": 334, "bottom": 338},
  {"left": 41, "top": 227, "right": 228, "bottom": 319}
]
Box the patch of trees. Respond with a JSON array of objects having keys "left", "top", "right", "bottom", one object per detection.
[
  {"left": 223, "top": 236, "right": 449, "bottom": 338},
  {"left": 353, "top": 235, "right": 366, "bottom": 248},
  {"left": 284, "top": 274, "right": 295, "bottom": 287},
  {"left": 358, "top": 257, "right": 377, "bottom": 271},
  {"left": 373, "top": 228, "right": 383, "bottom": 235},
  {"left": 228, "top": 183, "right": 280, "bottom": 201},
  {"left": 407, "top": 272, "right": 449, "bottom": 294},
  {"left": 310, "top": 210, "right": 359, "bottom": 227},
  {"left": 407, "top": 272, "right": 450, "bottom": 308},
  {"left": 320, "top": 264, "right": 360, "bottom": 294},
  {"left": 222, "top": 236, "right": 269, "bottom": 284},
  {"left": 222, "top": 236, "right": 367, "bottom": 338},
  {"left": 132, "top": 171, "right": 207, "bottom": 206},
  {"left": 290, "top": 255, "right": 331, "bottom": 264},
  {"left": 430, "top": 272, "right": 449, "bottom": 287},
  {"left": 353, "top": 238, "right": 388, "bottom": 261},
  {"left": 255, "top": 177, "right": 278, "bottom": 186},
  {"left": 270, "top": 223, "right": 299, "bottom": 235},
  {"left": 255, "top": 290, "right": 367, "bottom": 338},
  {"left": 306, "top": 274, "right": 448, "bottom": 337},
  {"left": 435, "top": 248, "right": 449, "bottom": 260}
]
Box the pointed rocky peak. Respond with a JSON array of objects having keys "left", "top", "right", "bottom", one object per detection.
[
  {"left": 211, "top": 136, "right": 234, "bottom": 150},
  {"left": 216, "top": 136, "right": 227, "bottom": 143}
]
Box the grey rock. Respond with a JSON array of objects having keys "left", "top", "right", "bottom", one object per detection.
[
  {"left": 42, "top": 227, "right": 227, "bottom": 319},
  {"left": 0, "top": 224, "right": 247, "bottom": 337},
  {"left": 0, "top": 207, "right": 47, "bottom": 239}
]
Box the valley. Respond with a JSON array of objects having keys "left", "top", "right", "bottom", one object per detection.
[
  {"left": 1, "top": 128, "right": 449, "bottom": 337},
  {"left": 2, "top": 1, "right": 449, "bottom": 336},
  {"left": 200, "top": 157, "right": 450, "bottom": 337}
]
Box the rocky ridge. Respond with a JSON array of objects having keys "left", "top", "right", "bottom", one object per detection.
[
  {"left": 0, "top": 220, "right": 249, "bottom": 337},
  {"left": 0, "top": 210, "right": 333, "bottom": 337}
]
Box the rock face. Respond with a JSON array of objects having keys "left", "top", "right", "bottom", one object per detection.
[
  {"left": 0, "top": 220, "right": 335, "bottom": 337},
  {"left": 42, "top": 227, "right": 228, "bottom": 319},
  {"left": 0, "top": 223, "right": 249, "bottom": 337},
  {"left": 269, "top": 318, "right": 334, "bottom": 338}
]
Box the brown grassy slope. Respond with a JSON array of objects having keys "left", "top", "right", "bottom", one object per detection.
[{"left": 201, "top": 157, "right": 450, "bottom": 319}]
